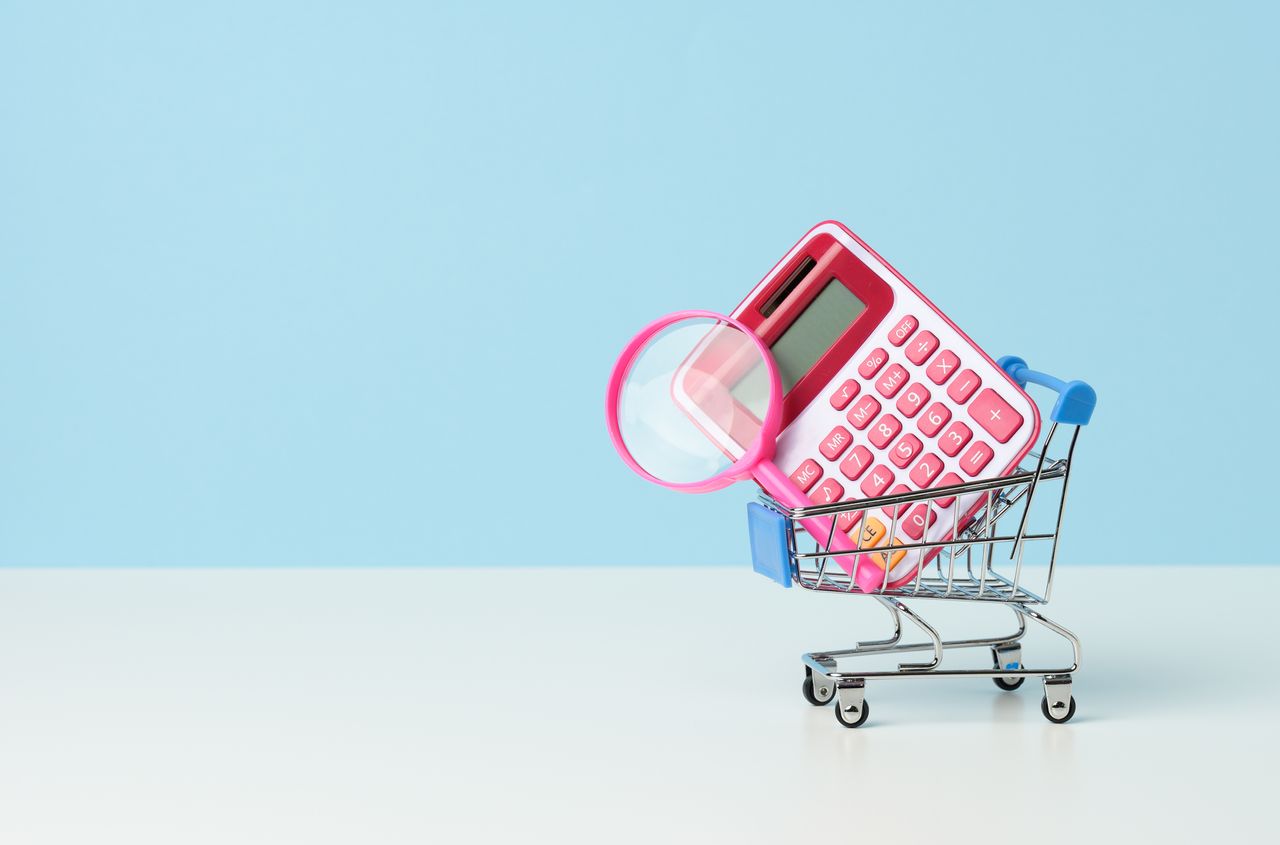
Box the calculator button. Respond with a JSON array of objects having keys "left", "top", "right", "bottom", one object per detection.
[
  {"left": 901, "top": 504, "right": 937, "bottom": 540},
  {"left": 876, "top": 363, "right": 909, "bottom": 398},
  {"left": 959, "top": 441, "right": 995, "bottom": 476},
  {"left": 858, "top": 517, "right": 889, "bottom": 549},
  {"left": 839, "top": 445, "right": 874, "bottom": 480},
  {"left": 932, "top": 473, "right": 965, "bottom": 508},
  {"left": 857, "top": 348, "right": 889, "bottom": 379},
  {"left": 947, "top": 370, "right": 982, "bottom": 403},
  {"left": 867, "top": 414, "right": 902, "bottom": 449},
  {"left": 896, "top": 383, "right": 931, "bottom": 418},
  {"left": 887, "top": 315, "right": 918, "bottom": 347},
  {"left": 909, "top": 453, "right": 944, "bottom": 488},
  {"left": 837, "top": 508, "right": 863, "bottom": 534},
  {"left": 846, "top": 395, "right": 882, "bottom": 430},
  {"left": 790, "top": 459, "right": 822, "bottom": 492},
  {"left": 938, "top": 422, "right": 973, "bottom": 456},
  {"left": 819, "top": 426, "right": 854, "bottom": 460},
  {"left": 859, "top": 465, "right": 895, "bottom": 498},
  {"left": 967, "top": 388, "right": 1024, "bottom": 443},
  {"left": 889, "top": 434, "right": 923, "bottom": 468},
  {"left": 829, "top": 379, "right": 860, "bottom": 411},
  {"left": 917, "top": 402, "right": 952, "bottom": 437},
  {"left": 876, "top": 540, "right": 909, "bottom": 570},
  {"left": 882, "top": 484, "right": 911, "bottom": 519},
  {"left": 905, "top": 331, "right": 939, "bottom": 365},
  {"left": 815, "top": 477, "right": 845, "bottom": 504},
  {"left": 927, "top": 349, "right": 961, "bottom": 385}
]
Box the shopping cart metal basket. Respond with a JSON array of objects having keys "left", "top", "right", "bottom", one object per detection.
[{"left": 747, "top": 357, "right": 1096, "bottom": 728}]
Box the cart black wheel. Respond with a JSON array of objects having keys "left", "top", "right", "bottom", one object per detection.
[
  {"left": 802, "top": 675, "right": 835, "bottom": 706},
  {"left": 1041, "top": 694, "right": 1077, "bottom": 724},
  {"left": 993, "top": 676, "right": 1025, "bottom": 691},
  {"left": 834, "top": 698, "right": 870, "bottom": 729}
]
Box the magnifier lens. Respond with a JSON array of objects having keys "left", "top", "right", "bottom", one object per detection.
[{"left": 616, "top": 318, "right": 774, "bottom": 486}]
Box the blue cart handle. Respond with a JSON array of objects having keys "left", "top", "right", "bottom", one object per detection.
[{"left": 996, "top": 356, "right": 1096, "bottom": 426}]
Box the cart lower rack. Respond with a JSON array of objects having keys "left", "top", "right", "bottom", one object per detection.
[{"left": 747, "top": 358, "right": 1096, "bottom": 727}]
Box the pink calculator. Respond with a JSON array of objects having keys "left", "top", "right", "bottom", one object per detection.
[{"left": 732, "top": 222, "right": 1041, "bottom": 589}]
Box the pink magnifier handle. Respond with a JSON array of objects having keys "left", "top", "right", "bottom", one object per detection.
[{"left": 751, "top": 461, "right": 868, "bottom": 587}]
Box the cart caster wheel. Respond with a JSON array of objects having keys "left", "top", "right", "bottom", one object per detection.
[
  {"left": 803, "top": 675, "right": 835, "bottom": 706},
  {"left": 1041, "top": 694, "right": 1077, "bottom": 724},
  {"left": 834, "top": 698, "right": 870, "bottom": 729},
  {"left": 993, "top": 676, "right": 1025, "bottom": 691}
]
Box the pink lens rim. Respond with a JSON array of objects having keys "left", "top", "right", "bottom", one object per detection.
[{"left": 605, "top": 310, "right": 782, "bottom": 493}]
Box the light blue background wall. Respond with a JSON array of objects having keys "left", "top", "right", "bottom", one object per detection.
[{"left": 1, "top": 2, "right": 1274, "bottom": 566}]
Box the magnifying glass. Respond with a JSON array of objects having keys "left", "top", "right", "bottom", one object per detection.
[{"left": 605, "top": 310, "right": 867, "bottom": 581}]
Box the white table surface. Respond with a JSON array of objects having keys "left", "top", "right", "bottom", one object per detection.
[{"left": 0, "top": 565, "right": 1273, "bottom": 844}]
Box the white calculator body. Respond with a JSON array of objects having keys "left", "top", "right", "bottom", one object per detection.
[{"left": 730, "top": 222, "right": 1041, "bottom": 587}]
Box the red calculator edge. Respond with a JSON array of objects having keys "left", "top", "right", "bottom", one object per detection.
[{"left": 731, "top": 221, "right": 1042, "bottom": 587}]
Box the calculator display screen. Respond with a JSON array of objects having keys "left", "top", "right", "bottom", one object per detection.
[{"left": 768, "top": 280, "right": 866, "bottom": 393}]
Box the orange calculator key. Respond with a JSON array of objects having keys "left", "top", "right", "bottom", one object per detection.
[
  {"left": 858, "top": 517, "right": 890, "bottom": 549},
  {"left": 876, "top": 538, "right": 910, "bottom": 570}
]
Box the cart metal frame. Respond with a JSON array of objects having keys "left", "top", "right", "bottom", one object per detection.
[{"left": 748, "top": 358, "right": 1095, "bottom": 727}]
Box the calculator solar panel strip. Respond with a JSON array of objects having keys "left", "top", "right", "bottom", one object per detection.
[{"left": 730, "top": 222, "right": 1041, "bottom": 591}]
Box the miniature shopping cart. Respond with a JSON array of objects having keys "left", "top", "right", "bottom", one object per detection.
[{"left": 747, "top": 358, "right": 1096, "bottom": 728}]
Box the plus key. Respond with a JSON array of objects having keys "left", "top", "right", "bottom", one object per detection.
[{"left": 967, "top": 388, "right": 1024, "bottom": 443}]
